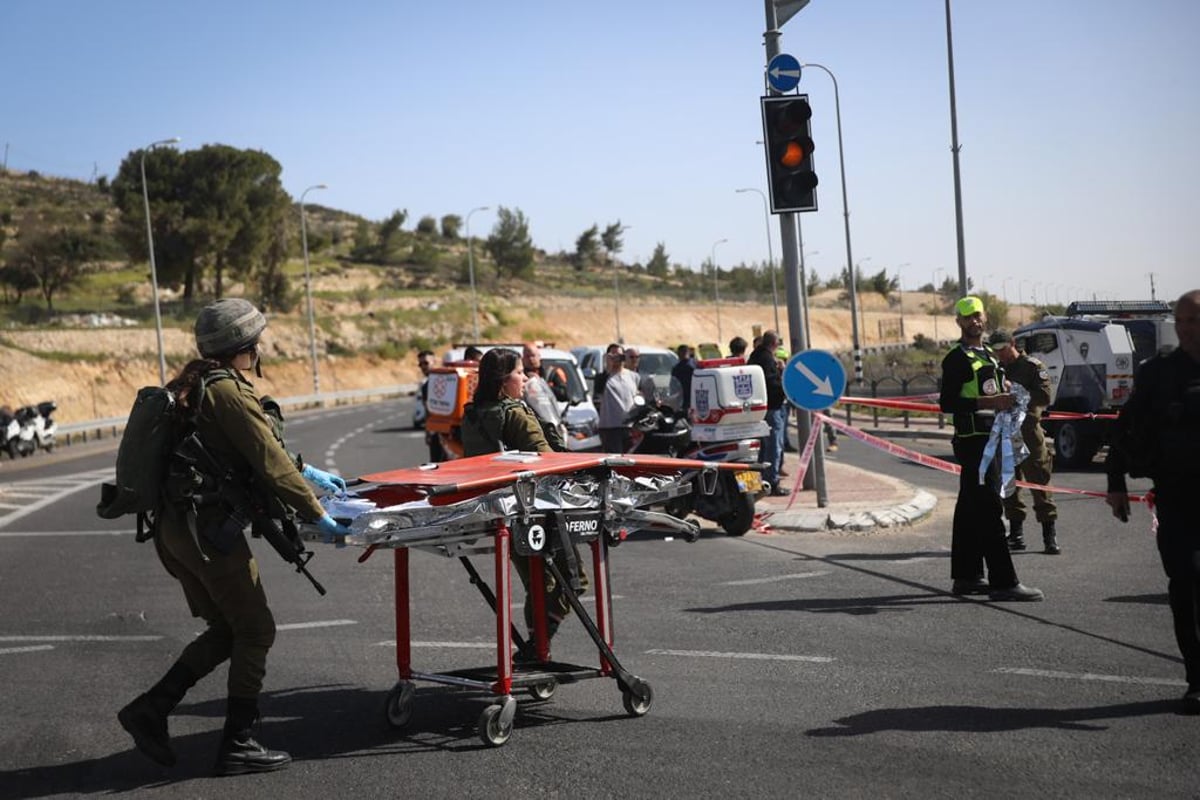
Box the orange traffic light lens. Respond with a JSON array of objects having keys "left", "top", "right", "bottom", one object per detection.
[{"left": 780, "top": 142, "right": 805, "bottom": 168}]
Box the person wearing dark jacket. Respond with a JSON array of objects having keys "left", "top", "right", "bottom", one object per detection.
[
  {"left": 747, "top": 330, "right": 789, "bottom": 496},
  {"left": 1107, "top": 289, "right": 1200, "bottom": 713},
  {"left": 117, "top": 298, "right": 351, "bottom": 777},
  {"left": 939, "top": 296, "right": 1043, "bottom": 602},
  {"left": 462, "top": 348, "right": 587, "bottom": 658}
]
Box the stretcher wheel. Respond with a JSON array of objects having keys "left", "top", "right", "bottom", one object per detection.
[
  {"left": 621, "top": 679, "right": 653, "bottom": 717},
  {"left": 385, "top": 681, "right": 415, "bottom": 729},
  {"left": 527, "top": 680, "right": 557, "bottom": 701},
  {"left": 478, "top": 700, "right": 516, "bottom": 746}
]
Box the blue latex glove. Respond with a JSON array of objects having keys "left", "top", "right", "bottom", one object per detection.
[
  {"left": 302, "top": 464, "right": 347, "bottom": 494},
  {"left": 316, "top": 513, "right": 352, "bottom": 545}
]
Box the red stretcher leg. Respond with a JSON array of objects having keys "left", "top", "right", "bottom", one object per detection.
[
  {"left": 394, "top": 548, "right": 411, "bottom": 680},
  {"left": 591, "top": 538, "right": 614, "bottom": 675},
  {"left": 528, "top": 556, "right": 549, "bottom": 662},
  {"left": 493, "top": 524, "right": 513, "bottom": 695}
]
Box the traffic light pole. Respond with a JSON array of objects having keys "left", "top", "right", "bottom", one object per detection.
[{"left": 764, "top": 1, "right": 826, "bottom": 504}]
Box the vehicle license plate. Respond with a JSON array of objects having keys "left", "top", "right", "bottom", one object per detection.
[{"left": 734, "top": 470, "right": 763, "bottom": 493}]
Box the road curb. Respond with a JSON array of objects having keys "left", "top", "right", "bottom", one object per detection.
[{"left": 759, "top": 488, "right": 939, "bottom": 533}]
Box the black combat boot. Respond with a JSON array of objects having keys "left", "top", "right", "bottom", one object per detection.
[
  {"left": 118, "top": 662, "right": 198, "bottom": 767},
  {"left": 1007, "top": 520, "right": 1026, "bottom": 551},
  {"left": 213, "top": 696, "right": 291, "bottom": 776},
  {"left": 1042, "top": 520, "right": 1061, "bottom": 555}
]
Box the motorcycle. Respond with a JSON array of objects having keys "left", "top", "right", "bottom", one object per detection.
[
  {"left": 33, "top": 401, "right": 57, "bottom": 453},
  {"left": 0, "top": 406, "right": 20, "bottom": 459},
  {"left": 627, "top": 392, "right": 764, "bottom": 537},
  {"left": 11, "top": 406, "right": 38, "bottom": 457}
]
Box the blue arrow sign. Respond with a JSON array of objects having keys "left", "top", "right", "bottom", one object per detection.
[
  {"left": 783, "top": 349, "right": 846, "bottom": 411},
  {"left": 766, "top": 54, "right": 802, "bottom": 93}
]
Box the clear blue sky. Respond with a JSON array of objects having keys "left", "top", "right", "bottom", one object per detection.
[{"left": 4, "top": 0, "right": 1197, "bottom": 305}]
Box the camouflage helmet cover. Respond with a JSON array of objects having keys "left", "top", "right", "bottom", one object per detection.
[{"left": 194, "top": 298, "right": 267, "bottom": 358}]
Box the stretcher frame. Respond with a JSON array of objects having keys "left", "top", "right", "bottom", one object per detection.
[{"left": 350, "top": 451, "right": 750, "bottom": 746}]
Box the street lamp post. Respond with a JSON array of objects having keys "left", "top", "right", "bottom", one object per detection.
[
  {"left": 851, "top": 255, "right": 871, "bottom": 349},
  {"left": 735, "top": 187, "right": 780, "bottom": 332},
  {"left": 1001, "top": 276, "right": 1012, "bottom": 306},
  {"left": 933, "top": 267, "right": 946, "bottom": 342},
  {"left": 944, "top": 0, "right": 968, "bottom": 292},
  {"left": 612, "top": 224, "right": 632, "bottom": 342},
  {"left": 711, "top": 238, "right": 728, "bottom": 343},
  {"left": 801, "top": 61, "right": 862, "bottom": 383},
  {"left": 299, "top": 183, "right": 327, "bottom": 395},
  {"left": 894, "top": 262, "right": 910, "bottom": 342},
  {"left": 465, "top": 206, "right": 489, "bottom": 341},
  {"left": 139, "top": 136, "right": 180, "bottom": 386}
]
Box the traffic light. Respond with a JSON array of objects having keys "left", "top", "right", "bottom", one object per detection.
[{"left": 760, "top": 94, "right": 818, "bottom": 213}]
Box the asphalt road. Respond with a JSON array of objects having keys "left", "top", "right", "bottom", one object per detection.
[{"left": 0, "top": 400, "right": 1195, "bottom": 799}]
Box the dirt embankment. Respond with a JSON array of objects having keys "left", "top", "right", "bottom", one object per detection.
[{"left": 1, "top": 290, "right": 975, "bottom": 425}]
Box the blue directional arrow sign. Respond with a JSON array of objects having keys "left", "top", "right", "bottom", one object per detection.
[
  {"left": 783, "top": 349, "right": 846, "bottom": 411},
  {"left": 766, "top": 53, "right": 802, "bottom": 93}
]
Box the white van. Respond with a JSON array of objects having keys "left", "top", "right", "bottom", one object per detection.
[
  {"left": 572, "top": 344, "right": 679, "bottom": 402},
  {"left": 443, "top": 344, "right": 600, "bottom": 451}
]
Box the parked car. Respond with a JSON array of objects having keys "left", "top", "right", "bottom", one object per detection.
[
  {"left": 572, "top": 344, "right": 678, "bottom": 402},
  {"left": 442, "top": 344, "right": 600, "bottom": 451}
]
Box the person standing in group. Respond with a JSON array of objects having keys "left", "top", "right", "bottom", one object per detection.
[
  {"left": 592, "top": 342, "right": 622, "bottom": 404},
  {"left": 987, "top": 329, "right": 1059, "bottom": 554},
  {"left": 939, "top": 296, "right": 1043, "bottom": 601},
  {"left": 416, "top": 349, "right": 444, "bottom": 463},
  {"left": 597, "top": 346, "right": 639, "bottom": 453},
  {"left": 522, "top": 341, "right": 569, "bottom": 402},
  {"left": 670, "top": 343, "right": 695, "bottom": 412},
  {"left": 1107, "top": 289, "right": 1200, "bottom": 713},
  {"left": 747, "top": 330, "right": 789, "bottom": 496},
  {"left": 117, "top": 298, "right": 351, "bottom": 776},
  {"left": 461, "top": 348, "right": 588, "bottom": 657},
  {"left": 728, "top": 336, "right": 748, "bottom": 360},
  {"left": 623, "top": 346, "right": 658, "bottom": 404}
]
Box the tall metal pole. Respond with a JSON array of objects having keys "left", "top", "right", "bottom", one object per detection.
[
  {"left": 766, "top": 1, "right": 823, "bottom": 501},
  {"left": 300, "top": 183, "right": 326, "bottom": 396},
  {"left": 711, "top": 238, "right": 728, "bottom": 343},
  {"left": 736, "top": 187, "right": 780, "bottom": 332},
  {"left": 802, "top": 62, "right": 861, "bottom": 385},
  {"left": 139, "top": 136, "right": 180, "bottom": 387},
  {"left": 466, "top": 206, "right": 489, "bottom": 341},
  {"left": 613, "top": 224, "right": 632, "bottom": 342},
  {"left": 945, "top": 0, "right": 968, "bottom": 292}
]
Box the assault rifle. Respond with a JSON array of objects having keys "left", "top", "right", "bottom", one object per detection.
[{"left": 174, "top": 433, "right": 327, "bottom": 596}]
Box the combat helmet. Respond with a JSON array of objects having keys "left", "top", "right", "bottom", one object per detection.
[{"left": 194, "top": 298, "right": 266, "bottom": 358}]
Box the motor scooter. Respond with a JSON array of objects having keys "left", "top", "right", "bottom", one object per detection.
[
  {"left": 0, "top": 406, "right": 20, "bottom": 459},
  {"left": 12, "top": 406, "right": 38, "bottom": 457},
  {"left": 627, "top": 392, "right": 764, "bottom": 537},
  {"left": 32, "top": 401, "right": 58, "bottom": 452}
]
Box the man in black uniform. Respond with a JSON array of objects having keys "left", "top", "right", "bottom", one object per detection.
[
  {"left": 988, "top": 329, "right": 1059, "bottom": 554},
  {"left": 748, "top": 330, "right": 789, "bottom": 496},
  {"left": 939, "top": 296, "right": 1043, "bottom": 601},
  {"left": 1107, "top": 289, "right": 1200, "bottom": 713}
]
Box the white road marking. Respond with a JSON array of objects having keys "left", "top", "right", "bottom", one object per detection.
[
  {"left": 994, "top": 667, "right": 1186, "bottom": 687},
  {"left": 275, "top": 619, "right": 357, "bottom": 631},
  {"left": 0, "top": 468, "right": 114, "bottom": 530},
  {"left": 0, "top": 529, "right": 134, "bottom": 538},
  {"left": 0, "top": 645, "right": 55, "bottom": 656},
  {"left": 374, "top": 640, "right": 495, "bottom": 649},
  {"left": 646, "top": 648, "right": 835, "bottom": 663},
  {"left": 321, "top": 411, "right": 404, "bottom": 472},
  {"left": 720, "top": 571, "right": 830, "bottom": 586},
  {"left": 0, "top": 635, "right": 162, "bottom": 642}
]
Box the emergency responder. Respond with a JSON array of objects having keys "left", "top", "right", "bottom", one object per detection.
[
  {"left": 1107, "top": 289, "right": 1200, "bottom": 713},
  {"left": 522, "top": 341, "right": 570, "bottom": 402},
  {"left": 939, "top": 296, "right": 1043, "bottom": 601},
  {"left": 417, "top": 349, "right": 444, "bottom": 462},
  {"left": 988, "top": 329, "right": 1059, "bottom": 554},
  {"left": 117, "top": 298, "right": 351, "bottom": 776}
]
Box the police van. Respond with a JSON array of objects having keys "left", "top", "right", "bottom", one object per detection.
[{"left": 1014, "top": 300, "right": 1177, "bottom": 467}]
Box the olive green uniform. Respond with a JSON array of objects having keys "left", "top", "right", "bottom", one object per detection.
[
  {"left": 155, "top": 372, "right": 324, "bottom": 700},
  {"left": 461, "top": 398, "right": 588, "bottom": 631},
  {"left": 1002, "top": 353, "right": 1057, "bottom": 527}
]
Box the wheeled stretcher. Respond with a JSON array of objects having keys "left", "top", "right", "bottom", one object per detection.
[{"left": 344, "top": 450, "right": 756, "bottom": 746}]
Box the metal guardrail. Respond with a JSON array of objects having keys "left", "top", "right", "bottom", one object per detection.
[{"left": 57, "top": 383, "right": 417, "bottom": 446}]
